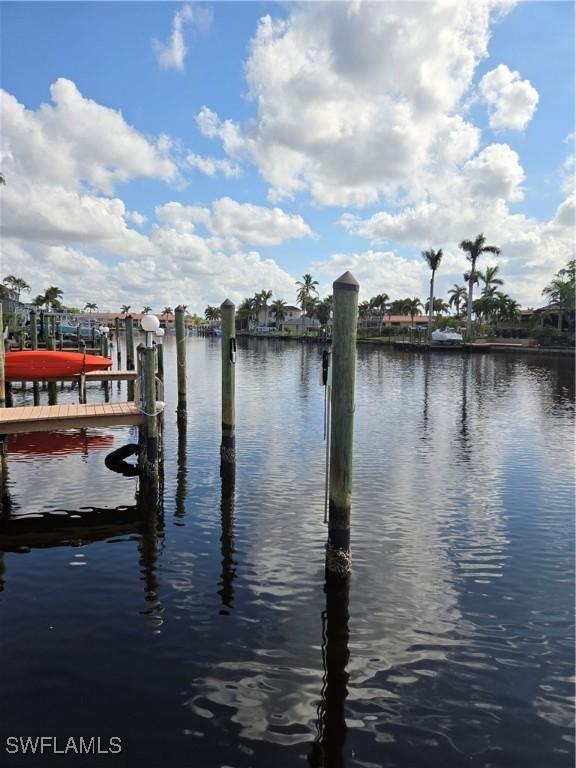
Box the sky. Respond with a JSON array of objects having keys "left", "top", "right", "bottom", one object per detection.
[{"left": 1, "top": 0, "right": 574, "bottom": 314}]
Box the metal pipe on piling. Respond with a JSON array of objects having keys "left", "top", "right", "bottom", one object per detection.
[
  {"left": 220, "top": 299, "right": 236, "bottom": 475},
  {"left": 326, "top": 271, "right": 359, "bottom": 580},
  {"left": 175, "top": 305, "right": 187, "bottom": 418}
]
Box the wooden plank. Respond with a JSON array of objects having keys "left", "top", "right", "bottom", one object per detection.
[{"left": 0, "top": 401, "right": 158, "bottom": 434}]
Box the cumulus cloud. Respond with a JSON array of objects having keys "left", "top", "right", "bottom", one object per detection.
[
  {"left": 155, "top": 197, "right": 314, "bottom": 246},
  {"left": 1, "top": 80, "right": 177, "bottom": 195},
  {"left": 479, "top": 64, "right": 539, "bottom": 131},
  {"left": 187, "top": 153, "right": 241, "bottom": 178},
  {"left": 197, "top": 1, "right": 512, "bottom": 205},
  {"left": 153, "top": 3, "right": 212, "bottom": 71}
]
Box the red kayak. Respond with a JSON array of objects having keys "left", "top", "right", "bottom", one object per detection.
[{"left": 5, "top": 350, "right": 112, "bottom": 380}]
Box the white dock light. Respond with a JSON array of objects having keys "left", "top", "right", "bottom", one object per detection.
[
  {"left": 156, "top": 327, "right": 165, "bottom": 345},
  {"left": 141, "top": 313, "right": 160, "bottom": 348}
]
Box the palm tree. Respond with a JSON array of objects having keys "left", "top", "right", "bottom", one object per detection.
[
  {"left": 162, "top": 306, "right": 173, "bottom": 317},
  {"left": 120, "top": 304, "right": 131, "bottom": 315},
  {"left": 296, "top": 273, "right": 319, "bottom": 337},
  {"left": 257, "top": 289, "right": 273, "bottom": 327},
  {"left": 44, "top": 286, "right": 64, "bottom": 312},
  {"left": 3, "top": 275, "right": 30, "bottom": 301},
  {"left": 425, "top": 298, "right": 449, "bottom": 318},
  {"left": 270, "top": 298, "right": 287, "bottom": 331},
  {"left": 370, "top": 293, "right": 389, "bottom": 336},
  {"left": 494, "top": 292, "right": 520, "bottom": 322},
  {"left": 448, "top": 284, "right": 467, "bottom": 317},
  {"left": 459, "top": 234, "right": 501, "bottom": 339},
  {"left": 238, "top": 297, "right": 255, "bottom": 332},
  {"left": 142, "top": 305, "right": 152, "bottom": 314},
  {"left": 422, "top": 248, "right": 443, "bottom": 339},
  {"left": 315, "top": 296, "right": 332, "bottom": 329},
  {"left": 479, "top": 265, "right": 504, "bottom": 298},
  {"left": 204, "top": 306, "right": 222, "bottom": 327},
  {"left": 402, "top": 297, "right": 423, "bottom": 326},
  {"left": 358, "top": 300, "right": 372, "bottom": 326},
  {"left": 542, "top": 259, "right": 575, "bottom": 330}
]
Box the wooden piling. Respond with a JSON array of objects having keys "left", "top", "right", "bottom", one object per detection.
[
  {"left": 126, "top": 316, "right": 135, "bottom": 401},
  {"left": 327, "top": 271, "right": 359, "bottom": 579},
  {"left": 141, "top": 345, "right": 159, "bottom": 478},
  {"left": 47, "top": 336, "right": 58, "bottom": 405},
  {"left": 175, "top": 305, "right": 187, "bottom": 417},
  {"left": 115, "top": 317, "right": 121, "bottom": 368},
  {"left": 156, "top": 341, "right": 164, "bottom": 382},
  {"left": 220, "top": 299, "right": 236, "bottom": 473},
  {"left": 0, "top": 305, "right": 5, "bottom": 409},
  {"left": 30, "top": 310, "right": 38, "bottom": 351}
]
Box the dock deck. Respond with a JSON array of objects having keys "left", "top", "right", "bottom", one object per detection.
[{"left": 0, "top": 402, "right": 157, "bottom": 434}]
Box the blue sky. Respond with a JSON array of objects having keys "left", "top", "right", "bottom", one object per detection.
[{"left": 1, "top": 1, "right": 574, "bottom": 313}]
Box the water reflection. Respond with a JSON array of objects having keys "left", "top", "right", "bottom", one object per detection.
[
  {"left": 309, "top": 578, "right": 350, "bottom": 768},
  {"left": 218, "top": 471, "right": 236, "bottom": 615},
  {"left": 175, "top": 417, "right": 187, "bottom": 519}
]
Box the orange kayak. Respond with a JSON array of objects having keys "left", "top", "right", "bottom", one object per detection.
[{"left": 5, "top": 351, "right": 112, "bottom": 380}]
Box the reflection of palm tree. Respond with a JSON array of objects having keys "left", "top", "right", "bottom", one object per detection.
[
  {"left": 459, "top": 234, "right": 501, "bottom": 338},
  {"left": 422, "top": 248, "right": 443, "bottom": 339},
  {"left": 296, "top": 274, "right": 319, "bottom": 337}
]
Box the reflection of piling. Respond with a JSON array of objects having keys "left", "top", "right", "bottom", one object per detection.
[
  {"left": 218, "top": 472, "right": 236, "bottom": 614},
  {"left": 309, "top": 578, "right": 350, "bottom": 768},
  {"left": 175, "top": 418, "right": 187, "bottom": 518},
  {"left": 47, "top": 336, "right": 58, "bottom": 405},
  {"left": 220, "top": 299, "right": 236, "bottom": 474},
  {"left": 115, "top": 317, "right": 121, "bottom": 368},
  {"left": 126, "top": 316, "right": 135, "bottom": 401},
  {"left": 175, "top": 306, "right": 187, "bottom": 417},
  {"left": 136, "top": 478, "right": 164, "bottom": 625},
  {"left": 327, "top": 271, "right": 359, "bottom": 579},
  {"left": 0, "top": 306, "right": 5, "bottom": 409}
]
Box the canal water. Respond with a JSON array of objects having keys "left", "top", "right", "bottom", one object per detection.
[{"left": 0, "top": 337, "right": 574, "bottom": 768}]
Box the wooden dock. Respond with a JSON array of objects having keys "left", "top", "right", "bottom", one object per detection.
[
  {"left": 0, "top": 402, "right": 160, "bottom": 434},
  {"left": 5, "top": 369, "right": 137, "bottom": 383}
]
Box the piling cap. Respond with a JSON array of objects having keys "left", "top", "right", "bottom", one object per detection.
[
  {"left": 333, "top": 270, "right": 359, "bottom": 292},
  {"left": 221, "top": 298, "right": 235, "bottom": 308}
]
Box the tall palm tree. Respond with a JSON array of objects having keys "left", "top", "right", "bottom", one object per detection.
[
  {"left": 142, "top": 305, "right": 152, "bottom": 314},
  {"left": 3, "top": 275, "right": 30, "bottom": 301},
  {"left": 425, "top": 298, "right": 449, "bottom": 318},
  {"left": 479, "top": 264, "right": 504, "bottom": 298},
  {"left": 370, "top": 293, "right": 389, "bottom": 335},
  {"left": 448, "top": 284, "right": 467, "bottom": 317},
  {"left": 257, "top": 289, "right": 273, "bottom": 327},
  {"left": 270, "top": 298, "right": 287, "bottom": 330},
  {"left": 238, "top": 297, "right": 255, "bottom": 332},
  {"left": 459, "top": 234, "right": 501, "bottom": 338},
  {"left": 542, "top": 259, "right": 575, "bottom": 330},
  {"left": 296, "top": 273, "right": 319, "bottom": 337},
  {"left": 422, "top": 248, "right": 443, "bottom": 339},
  {"left": 162, "top": 306, "right": 173, "bottom": 317},
  {"left": 358, "top": 300, "right": 372, "bottom": 325},
  {"left": 120, "top": 304, "right": 131, "bottom": 315}
]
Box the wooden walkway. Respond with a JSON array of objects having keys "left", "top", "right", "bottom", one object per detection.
[{"left": 0, "top": 402, "right": 159, "bottom": 434}]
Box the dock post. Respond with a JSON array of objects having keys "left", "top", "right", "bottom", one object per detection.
[
  {"left": 220, "top": 299, "right": 236, "bottom": 476},
  {"left": 141, "top": 341, "right": 159, "bottom": 479},
  {"left": 156, "top": 336, "right": 164, "bottom": 382},
  {"left": 115, "top": 317, "right": 121, "bottom": 368},
  {"left": 30, "top": 309, "right": 38, "bottom": 350},
  {"left": 327, "top": 271, "right": 359, "bottom": 580},
  {"left": 76, "top": 324, "right": 81, "bottom": 351},
  {"left": 0, "top": 305, "right": 5, "bottom": 408},
  {"left": 175, "top": 305, "right": 187, "bottom": 418},
  {"left": 126, "top": 316, "right": 135, "bottom": 401}
]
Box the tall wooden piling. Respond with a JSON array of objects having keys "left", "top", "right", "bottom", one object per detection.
[
  {"left": 220, "top": 299, "right": 236, "bottom": 473},
  {"left": 115, "top": 317, "right": 121, "bottom": 368},
  {"left": 47, "top": 336, "right": 58, "bottom": 405},
  {"left": 0, "top": 305, "right": 5, "bottom": 409},
  {"left": 141, "top": 345, "right": 159, "bottom": 478},
  {"left": 175, "top": 305, "right": 187, "bottom": 418},
  {"left": 327, "top": 271, "right": 359, "bottom": 579},
  {"left": 126, "top": 315, "right": 135, "bottom": 400},
  {"left": 30, "top": 310, "right": 38, "bottom": 350}
]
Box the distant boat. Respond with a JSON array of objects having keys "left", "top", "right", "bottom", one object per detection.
[
  {"left": 431, "top": 329, "right": 464, "bottom": 344},
  {"left": 5, "top": 350, "right": 112, "bottom": 380}
]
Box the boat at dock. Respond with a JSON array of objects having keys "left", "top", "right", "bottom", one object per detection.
[{"left": 5, "top": 350, "right": 112, "bottom": 380}]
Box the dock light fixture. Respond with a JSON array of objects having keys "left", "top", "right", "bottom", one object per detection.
[
  {"left": 156, "top": 327, "right": 165, "bottom": 344},
  {"left": 141, "top": 313, "right": 160, "bottom": 348}
]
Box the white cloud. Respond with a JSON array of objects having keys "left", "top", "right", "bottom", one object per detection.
[
  {"left": 153, "top": 3, "right": 212, "bottom": 72},
  {"left": 1, "top": 80, "right": 177, "bottom": 195},
  {"left": 479, "top": 64, "right": 539, "bottom": 131},
  {"left": 155, "top": 197, "right": 314, "bottom": 246},
  {"left": 198, "top": 1, "right": 513, "bottom": 206},
  {"left": 187, "top": 153, "right": 241, "bottom": 178}
]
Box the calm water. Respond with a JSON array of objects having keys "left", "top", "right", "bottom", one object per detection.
[{"left": 0, "top": 338, "right": 574, "bottom": 768}]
